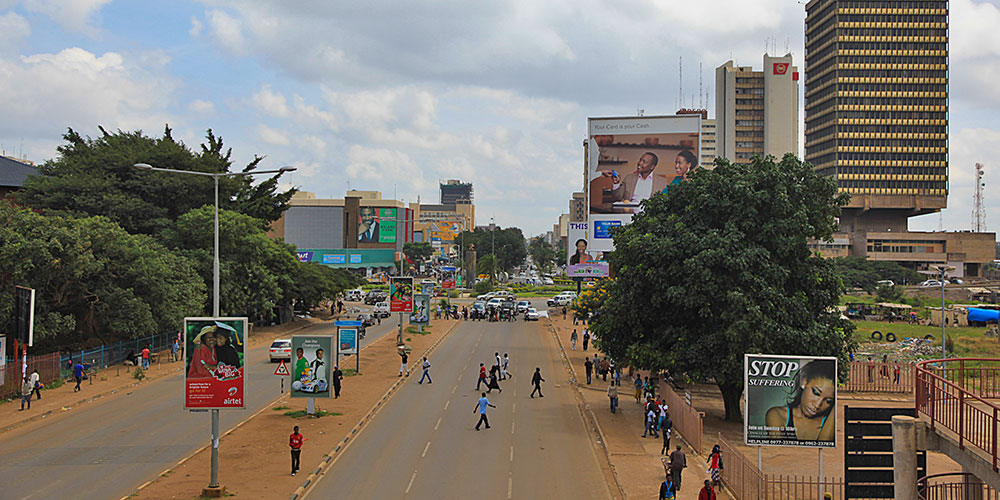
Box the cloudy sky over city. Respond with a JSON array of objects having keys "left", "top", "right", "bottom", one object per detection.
[{"left": 1, "top": 0, "right": 999, "bottom": 236}]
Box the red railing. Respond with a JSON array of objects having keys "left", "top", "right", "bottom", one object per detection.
[
  {"left": 915, "top": 358, "right": 1000, "bottom": 472},
  {"left": 918, "top": 472, "right": 1000, "bottom": 500},
  {"left": 843, "top": 361, "right": 915, "bottom": 393},
  {"left": 658, "top": 379, "right": 704, "bottom": 453},
  {"left": 717, "top": 434, "right": 844, "bottom": 500}
]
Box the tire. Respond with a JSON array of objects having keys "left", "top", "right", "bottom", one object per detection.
[
  {"left": 885, "top": 332, "right": 896, "bottom": 342},
  {"left": 871, "top": 331, "right": 883, "bottom": 340},
  {"left": 924, "top": 334, "right": 935, "bottom": 341}
]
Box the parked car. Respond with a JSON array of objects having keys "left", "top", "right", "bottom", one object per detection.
[
  {"left": 486, "top": 298, "right": 503, "bottom": 311},
  {"left": 345, "top": 288, "right": 364, "bottom": 302},
  {"left": 516, "top": 300, "right": 530, "bottom": 313},
  {"left": 876, "top": 280, "right": 895, "bottom": 287},
  {"left": 525, "top": 308, "right": 539, "bottom": 321},
  {"left": 373, "top": 301, "right": 391, "bottom": 318},
  {"left": 950, "top": 278, "right": 965, "bottom": 285},
  {"left": 269, "top": 339, "right": 292, "bottom": 362},
  {"left": 547, "top": 294, "right": 575, "bottom": 307},
  {"left": 920, "top": 280, "right": 943, "bottom": 288},
  {"left": 364, "top": 291, "right": 387, "bottom": 305},
  {"left": 542, "top": 277, "right": 554, "bottom": 285},
  {"left": 357, "top": 313, "right": 376, "bottom": 327}
]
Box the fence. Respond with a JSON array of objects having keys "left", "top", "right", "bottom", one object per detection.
[
  {"left": 60, "top": 332, "right": 178, "bottom": 378},
  {"left": 657, "top": 378, "right": 704, "bottom": 454},
  {"left": 718, "top": 434, "right": 845, "bottom": 500},
  {"left": 0, "top": 352, "right": 62, "bottom": 399},
  {"left": 918, "top": 473, "right": 1000, "bottom": 500},
  {"left": 843, "top": 361, "right": 915, "bottom": 393}
]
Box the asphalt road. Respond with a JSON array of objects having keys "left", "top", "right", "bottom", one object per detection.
[
  {"left": 0, "top": 305, "right": 399, "bottom": 500},
  {"left": 303, "top": 301, "right": 611, "bottom": 500}
]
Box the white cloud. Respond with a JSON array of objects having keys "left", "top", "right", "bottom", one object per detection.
[
  {"left": 189, "top": 16, "right": 203, "bottom": 38},
  {"left": 0, "top": 12, "right": 30, "bottom": 52},
  {"left": 204, "top": 9, "right": 246, "bottom": 55},
  {"left": 251, "top": 85, "right": 290, "bottom": 117},
  {"left": 256, "top": 123, "right": 290, "bottom": 146},
  {"left": 188, "top": 99, "right": 215, "bottom": 115},
  {"left": 22, "top": 0, "right": 111, "bottom": 34}
]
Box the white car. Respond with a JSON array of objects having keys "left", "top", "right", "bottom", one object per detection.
[
  {"left": 269, "top": 339, "right": 292, "bottom": 362},
  {"left": 543, "top": 277, "right": 554, "bottom": 285},
  {"left": 373, "top": 301, "right": 391, "bottom": 317},
  {"left": 525, "top": 308, "right": 539, "bottom": 321},
  {"left": 486, "top": 298, "right": 503, "bottom": 311},
  {"left": 516, "top": 300, "right": 530, "bottom": 313},
  {"left": 477, "top": 292, "right": 496, "bottom": 301},
  {"left": 876, "top": 280, "right": 895, "bottom": 287},
  {"left": 920, "top": 280, "right": 943, "bottom": 288}
]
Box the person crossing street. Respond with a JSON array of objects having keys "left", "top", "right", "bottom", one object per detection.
[
  {"left": 473, "top": 393, "right": 496, "bottom": 430},
  {"left": 418, "top": 357, "right": 432, "bottom": 384},
  {"left": 530, "top": 367, "right": 545, "bottom": 398}
]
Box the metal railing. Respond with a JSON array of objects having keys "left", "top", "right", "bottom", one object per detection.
[
  {"left": 718, "top": 434, "right": 845, "bottom": 500},
  {"left": 843, "top": 361, "right": 915, "bottom": 393},
  {"left": 657, "top": 379, "right": 704, "bottom": 453},
  {"left": 1, "top": 352, "right": 62, "bottom": 399},
  {"left": 916, "top": 358, "right": 1000, "bottom": 473},
  {"left": 918, "top": 472, "right": 1000, "bottom": 500},
  {"left": 59, "top": 332, "right": 178, "bottom": 377}
]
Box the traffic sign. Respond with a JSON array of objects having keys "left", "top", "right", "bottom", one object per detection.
[
  {"left": 441, "top": 266, "right": 456, "bottom": 272},
  {"left": 335, "top": 320, "right": 362, "bottom": 327},
  {"left": 273, "top": 360, "right": 290, "bottom": 376}
]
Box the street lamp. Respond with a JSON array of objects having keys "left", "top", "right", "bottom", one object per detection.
[
  {"left": 933, "top": 264, "right": 956, "bottom": 369},
  {"left": 134, "top": 162, "right": 294, "bottom": 494},
  {"left": 490, "top": 216, "right": 496, "bottom": 283}
]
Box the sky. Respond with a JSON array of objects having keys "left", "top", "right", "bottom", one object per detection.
[{"left": 1, "top": 0, "right": 999, "bottom": 237}]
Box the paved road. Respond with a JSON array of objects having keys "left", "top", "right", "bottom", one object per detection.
[
  {"left": 304, "top": 301, "right": 611, "bottom": 499},
  {"left": 0, "top": 306, "right": 400, "bottom": 500}
]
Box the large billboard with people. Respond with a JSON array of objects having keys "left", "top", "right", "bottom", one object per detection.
[
  {"left": 390, "top": 276, "right": 414, "bottom": 313},
  {"left": 358, "top": 207, "right": 398, "bottom": 244},
  {"left": 566, "top": 221, "right": 609, "bottom": 278},
  {"left": 184, "top": 317, "right": 247, "bottom": 409},
  {"left": 744, "top": 354, "right": 837, "bottom": 448},
  {"left": 290, "top": 336, "right": 332, "bottom": 399},
  {"left": 587, "top": 115, "right": 701, "bottom": 252}
]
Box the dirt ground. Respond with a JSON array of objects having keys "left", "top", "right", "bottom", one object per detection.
[{"left": 128, "top": 318, "right": 459, "bottom": 500}]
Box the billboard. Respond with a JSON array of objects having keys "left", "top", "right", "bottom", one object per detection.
[
  {"left": 566, "top": 221, "right": 610, "bottom": 278},
  {"left": 323, "top": 254, "right": 347, "bottom": 264},
  {"left": 587, "top": 115, "right": 701, "bottom": 252},
  {"left": 744, "top": 354, "right": 838, "bottom": 448},
  {"left": 290, "top": 336, "right": 332, "bottom": 398},
  {"left": 410, "top": 294, "right": 430, "bottom": 326},
  {"left": 184, "top": 317, "right": 247, "bottom": 409},
  {"left": 378, "top": 208, "right": 398, "bottom": 243},
  {"left": 14, "top": 286, "right": 34, "bottom": 346},
  {"left": 338, "top": 328, "right": 358, "bottom": 354},
  {"left": 390, "top": 276, "right": 414, "bottom": 313},
  {"left": 429, "top": 221, "right": 462, "bottom": 242},
  {"left": 358, "top": 207, "right": 398, "bottom": 244}
]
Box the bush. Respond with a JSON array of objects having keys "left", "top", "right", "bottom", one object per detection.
[
  {"left": 875, "top": 284, "right": 904, "bottom": 302},
  {"left": 474, "top": 280, "right": 494, "bottom": 295}
]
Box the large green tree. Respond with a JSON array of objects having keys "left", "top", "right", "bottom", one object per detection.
[
  {"left": 403, "top": 242, "right": 434, "bottom": 265},
  {"left": 528, "top": 236, "right": 556, "bottom": 272},
  {"left": 0, "top": 204, "right": 206, "bottom": 349},
  {"left": 456, "top": 227, "right": 526, "bottom": 271},
  {"left": 830, "top": 256, "right": 924, "bottom": 292},
  {"left": 590, "top": 154, "right": 856, "bottom": 421},
  {"left": 16, "top": 126, "right": 296, "bottom": 236}
]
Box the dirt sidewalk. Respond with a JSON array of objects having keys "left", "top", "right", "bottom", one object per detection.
[
  {"left": 0, "top": 318, "right": 324, "bottom": 436},
  {"left": 547, "top": 315, "right": 724, "bottom": 499},
  {"left": 127, "top": 318, "right": 460, "bottom": 500}
]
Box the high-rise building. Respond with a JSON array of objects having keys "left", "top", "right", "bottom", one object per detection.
[
  {"left": 804, "top": 0, "right": 948, "bottom": 232},
  {"left": 440, "top": 179, "right": 473, "bottom": 205},
  {"left": 676, "top": 108, "right": 717, "bottom": 169},
  {"left": 715, "top": 54, "right": 799, "bottom": 165},
  {"left": 570, "top": 191, "right": 586, "bottom": 222}
]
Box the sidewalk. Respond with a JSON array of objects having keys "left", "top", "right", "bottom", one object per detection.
[
  {"left": 0, "top": 317, "right": 325, "bottom": 436},
  {"left": 547, "top": 315, "right": 727, "bottom": 499}
]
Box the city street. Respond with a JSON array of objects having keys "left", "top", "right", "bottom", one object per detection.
[
  {"left": 0, "top": 310, "right": 400, "bottom": 500},
  {"left": 303, "top": 303, "right": 611, "bottom": 499}
]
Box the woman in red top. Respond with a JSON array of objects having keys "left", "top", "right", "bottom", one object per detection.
[
  {"left": 187, "top": 326, "right": 218, "bottom": 378},
  {"left": 698, "top": 479, "right": 718, "bottom": 500},
  {"left": 707, "top": 444, "right": 723, "bottom": 486}
]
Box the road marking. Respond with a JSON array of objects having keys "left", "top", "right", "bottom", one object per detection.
[
  {"left": 512, "top": 403, "right": 516, "bottom": 414},
  {"left": 452, "top": 385, "right": 458, "bottom": 394},
  {"left": 508, "top": 476, "right": 513, "bottom": 498},
  {"left": 422, "top": 441, "right": 431, "bottom": 457},
  {"left": 510, "top": 445, "right": 514, "bottom": 461},
  {"left": 511, "top": 421, "right": 515, "bottom": 433},
  {"left": 406, "top": 471, "right": 417, "bottom": 494},
  {"left": 444, "top": 400, "right": 450, "bottom": 410},
  {"left": 435, "top": 417, "right": 442, "bottom": 431}
]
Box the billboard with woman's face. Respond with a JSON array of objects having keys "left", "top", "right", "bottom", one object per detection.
[
  {"left": 744, "top": 354, "right": 838, "bottom": 448},
  {"left": 184, "top": 317, "right": 247, "bottom": 409},
  {"left": 566, "top": 222, "right": 609, "bottom": 278}
]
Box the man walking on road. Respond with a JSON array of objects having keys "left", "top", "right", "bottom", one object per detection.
[
  {"left": 289, "top": 425, "right": 304, "bottom": 475},
  {"left": 418, "top": 357, "right": 432, "bottom": 384},
  {"left": 30, "top": 369, "right": 41, "bottom": 400},
  {"left": 73, "top": 362, "right": 85, "bottom": 392},
  {"left": 171, "top": 339, "right": 180, "bottom": 362},
  {"left": 570, "top": 329, "right": 577, "bottom": 350},
  {"left": 584, "top": 357, "right": 593, "bottom": 384},
  {"left": 473, "top": 393, "right": 496, "bottom": 430},
  {"left": 399, "top": 351, "right": 409, "bottom": 377},
  {"left": 530, "top": 367, "right": 545, "bottom": 398},
  {"left": 20, "top": 377, "right": 33, "bottom": 411},
  {"left": 141, "top": 346, "right": 151, "bottom": 369},
  {"left": 501, "top": 353, "right": 511, "bottom": 381},
  {"left": 332, "top": 365, "right": 343, "bottom": 398},
  {"left": 582, "top": 330, "right": 590, "bottom": 351},
  {"left": 634, "top": 374, "right": 643, "bottom": 403},
  {"left": 608, "top": 382, "right": 618, "bottom": 413},
  {"left": 476, "top": 363, "right": 487, "bottom": 390},
  {"left": 668, "top": 444, "right": 687, "bottom": 491}
]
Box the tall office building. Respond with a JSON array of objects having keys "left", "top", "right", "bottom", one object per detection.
[
  {"left": 804, "top": 0, "right": 948, "bottom": 232},
  {"left": 715, "top": 53, "right": 799, "bottom": 165},
  {"left": 440, "top": 179, "right": 473, "bottom": 205}
]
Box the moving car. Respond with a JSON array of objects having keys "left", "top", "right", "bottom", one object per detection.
[
  {"left": 547, "top": 293, "right": 576, "bottom": 307},
  {"left": 920, "top": 280, "right": 943, "bottom": 288},
  {"left": 477, "top": 292, "right": 496, "bottom": 301},
  {"left": 357, "top": 313, "right": 376, "bottom": 327},
  {"left": 345, "top": 288, "right": 364, "bottom": 302},
  {"left": 525, "top": 308, "right": 539, "bottom": 321},
  {"left": 269, "top": 339, "right": 292, "bottom": 362},
  {"left": 486, "top": 298, "right": 503, "bottom": 311},
  {"left": 516, "top": 300, "right": 530, "bottom": 313},
  {"left": 542, "top": 277, "right": 554, "bottom": 286},
  {"left": 876, "top": 280, "right": 895, "bottom": 287},
  {"left": 364, "top": 291, "right": 388, "bottom": 305},
  {"left": 373, "top": 301, "right": 391, "bottom": 318}
]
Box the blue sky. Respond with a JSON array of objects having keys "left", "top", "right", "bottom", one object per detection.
[{"left": 2, "top": 0, "right": 1000, "bottom": 237}]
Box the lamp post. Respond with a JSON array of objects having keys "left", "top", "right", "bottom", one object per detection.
[
  {"left": 933, "top": 264, "right": 955, "bottom": 370},
  {"left": 490, "top": 216, "right": 496, "bottom": 283},
  {"left": 134, "top": 162, "right": 294, "bottom": 493}
]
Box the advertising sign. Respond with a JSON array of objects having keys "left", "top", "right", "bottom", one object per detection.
[
  {"left": 14, "top": 286, "right": 34, "bottom": 346},
  {"left": 0, "top": 335, "right": 5, "bottom": 385},
  {"left": 296, "top": 251, "right": 314, "bottom": 262},
  {"left": 338, "top": 328, "right": 358, "bottom": 354},
  {"left": 744, "top": 354, "right": 837, "bottom": 448},
  {"left": 410, "top": 294, "right": 430, "bottom": 326},
  {"left": 442, "top": 278, "right": 456, "bottom": 289},
  {"left": 323, "top": 254, "right": 347, "bottom": 264},
  {"left": 378, "top": 208, "right": 398, "bottom": 243},
  {"left": 184, "top": 317, "right": 247, "bottom": 409},
  {"left": 349, "top": 254, "right": 362, "bottom": 264},
  {"left": 566, "top": 222, "right": 609, "bottom": 277},
  {"left": 290, "top": 336, "right": 332, "bottom": 399},
  {"left": 587, "top": 115, "right": 701, "bottom": 252},
  {"left": 389, "top": 276, "right": 414, "bottom": 313}
]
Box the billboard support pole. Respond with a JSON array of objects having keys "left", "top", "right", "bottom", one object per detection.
[
  {"left": 307, "top": 397, "right": 315, "bottom": 416},
  {"left": 818, "top": 448, "right": 823, "bottom": 499},
  {"left": 757, "top": 446, "right": 762, "bottom": 497},
  {"left": 210, "top": 175, "right": 221, "bottom": 491},
  {"left": 397, "top": 312, "right": 404, "bottom": 346}
]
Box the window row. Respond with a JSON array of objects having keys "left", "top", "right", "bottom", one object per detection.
[
  {"left": 840, "top": 27, "right": 947, "bottom": 36},
  {"left": 838, "top": 111, "right": 946, "bottom": 119},
  {"left": 837, "top": 152, "right": 947, "bottom": 160}
]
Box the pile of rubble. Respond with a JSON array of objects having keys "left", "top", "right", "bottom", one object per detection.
[{"left": 857, "top": 337, "right": 940, "bottom": 362}]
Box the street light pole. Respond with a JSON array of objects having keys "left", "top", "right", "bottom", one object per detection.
[
  {"left": 934, "top": 264, "right": 955, "bottom": 371},
  {"left": 135, "top": 162, "right": 294, "bottom": 493}
]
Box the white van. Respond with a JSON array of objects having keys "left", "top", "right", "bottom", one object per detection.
[{"left": 346, "top": 288, "right": 364, "bottom": 302}]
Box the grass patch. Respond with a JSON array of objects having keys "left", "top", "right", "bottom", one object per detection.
[
  {"left": 851, "top": 320, "right": 1000, "bottom": 361},
  {"left": 272, "top": 405, "right": 291, "bottom": 411},
  {"left": 405, "top": 326, "right": 430, "bottom": 336},
  {"left": 283, "top": 409, "right": 340, "bottom": 419},
  {"left": 341, "top": 368, "right": 358, "bottom": 377}
]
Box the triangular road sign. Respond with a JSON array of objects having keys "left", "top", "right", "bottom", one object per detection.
[{"left": 274, "top": 360, "right": 290, "bottom": 376}]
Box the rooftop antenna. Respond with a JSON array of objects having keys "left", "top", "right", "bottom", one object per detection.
[
  {"left": 637, "top": 107, "right": 645, "bottom": 116},
  {"left": 973, "top": 163, "right": 986, "bottom": 232},
  {"left": 699, "top": 62, "right": 704, "bottom": 109},
  {"left": 679, "top": 56, "right": 683, "bottom": 111},
  {"left": 785, "top": 38, "right": 790, "bottom": 54}
]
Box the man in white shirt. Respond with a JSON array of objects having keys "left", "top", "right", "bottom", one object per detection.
[
  {"left": 29, "top": 369, "right": 41, "bottom": 400},
  {"left": 609, "top": 152, "right": 669, "bottom": 204}
]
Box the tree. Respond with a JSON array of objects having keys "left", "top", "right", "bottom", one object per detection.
[
  {"left": 287, "top": 261, "right": 365, "bottom": 310},
  {"left": 528, "top": 236, "right": 556, "bottom": 271},
  {"left": 830, "top": 256, "right": 924, "bottom": 291},
  {"left": 403, "top": 242, "right": 434, "bottom": 265},
  {"left": 455, "top": 227, "right": 526, "bottom": 271},
  {"left": 476, "top": 254, "right": 499, "bottom": 282},
  {"left": 589, "top": 154, "right": 856, "bottom": 421},
  {"left": 0, "top": 204, "right": 206, "bottom": 349},
  {"left": 17, "top": 126, "right": 295, "bottom": 236}
]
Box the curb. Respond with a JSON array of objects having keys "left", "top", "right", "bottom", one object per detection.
[{"left": 290, "top": 320, "right": 463, "bottom": 500}]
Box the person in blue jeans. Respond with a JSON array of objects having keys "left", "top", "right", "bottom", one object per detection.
[
  {"left": 473, "top": 393, "right": 496, "bottom": 430},
  {"left": 418, "top": 357, "right": 432, "bottom": 384},
  {"left": 73, "top": 362, "right": 85, "bottom": 392}
]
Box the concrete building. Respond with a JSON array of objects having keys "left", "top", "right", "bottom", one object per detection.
[
  {"left": 676, "top": 109, "right": 717, "bottom": 169},
  {"left": 409, "top": 201, "right": 475, "bottom": 257},
  {"left": 439, "top": 179, "right": 473, "bottom": 205},
  {"left": 570, "top": 192, "right": 586, "bottom": 222},
  {"left": 803, "top": 0, "right": 995, "bottom": 276},
  {"left": 0, "top": 155, "right": 38, "bottom": 199},
  {"left": 715, "top": 53, "right": 799, "bottom": 165}
]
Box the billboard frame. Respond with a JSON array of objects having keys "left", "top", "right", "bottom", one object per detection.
[
  {"left": 290, "top": 335, "right": 333, "bottom": 399},
  {"left": 744, "top": 353, "right": 838, "bottom": 448},
  {"left": 183, "top": 317, "right": 248, "bottom": 410}
]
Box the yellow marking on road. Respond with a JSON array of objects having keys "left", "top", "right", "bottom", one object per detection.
[{"left": 406, "top": 471, "right": 417, "bottom": 494}]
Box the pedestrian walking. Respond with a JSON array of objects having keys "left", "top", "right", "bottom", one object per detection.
[
  {"left": 893, "top": 361, "right": 901, "bottom": 384},
  {"left": 20, "top": 377, "right": 32, "bottom": 411},
  {"left": 698, "top": 480, "right": 718, "bottom": 500},
  {"left": 643, "top": 407, "right": 657, "bottom": 437},
  {"left": 473, "top": 393, "right": 496, "bottom": 430},
  {"left": 634, "top": 374, "right": 643, "bottom": 403},
  {"left": 659, "top": 476, "right": 677, "bottom": 500},
  {"left": 530, "top": 367, "right": 545, "bottom": 398},
  {"left": 418, "top": 357, "right": 432, "bottom": 384},
  {"left": 584, "top": 357, "right": 593, "bottom": 384},
  {"left": 582, "top": 330, "right": 590, "bottom": 351},
  {"left": 171, "top": 339, "right": 180, "bottom": 362},
  {"left": 600, "top": 357, "right": 610, "bottom": 382},
  {"left": 141, "top": 346, "right": 151, "bottom": 369},
  {"left": 669, "top": 444, "right": 687, "bottom": 491},
  {"left": 487, "top": 372, "right": 502, "bottom": 393},
  {"left": 501, "top": 353, "right": 510, "bottom": 381},
  {"left": 73, "top": 362, "right": 85, "bottom": 392},
  {"left": 495, "top": 352, "right": 502, "bottom": 373},
  {"left": 614, "top": 368, "right": 621, "bottom": 387},
  {"left": 332, "top": 365, "right": 343, "bottom": 398},
  {"left": 29, "top": 369, "right": 42, "bottom": 400},
  {"left": 476, "top": 363, "right": 487, "bottom": 390},
  {"left": 399, "top": 351, "right": 409, "bottom": 377},
  {"left": 608, "top": 382, "right": 618, "bottom": 413},
  {"left": 562, "top": 307, "right": 567, "bottom": 319},
  {"left": 707, "top": 444, "right": 723, "bottom": 487},
  {"left": 867, "top": 357, "right": 874, "bottom": 383},
  {"left": 289, "top": 425, "right": 304, "bottom": 475},
  {"left": 570, "top": 329, "right": 578, "bottom": 350}
]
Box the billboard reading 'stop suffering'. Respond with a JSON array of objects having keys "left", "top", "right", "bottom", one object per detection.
[
  {"left": 744, "top": 354, "right": 838, "bottom": 448},
  {"left": 587, "top": 115, "right": 701, "bottom": 252},
  {"left": 291, "top": 336, "right": 332, "bottom": 399},
  {"left": 184, "top": 317, "right": 247, "bottom": 409},
  {"left": 390, "top": 276, "right": 414, "bottom": 313}
]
